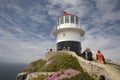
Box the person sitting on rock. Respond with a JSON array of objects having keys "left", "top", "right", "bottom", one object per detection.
[
  {"left": 96, "top": 50, "right": 105, "bottom": 64},
  {"left": 82, "top": 48, "right": 93, "bottom": 61}
]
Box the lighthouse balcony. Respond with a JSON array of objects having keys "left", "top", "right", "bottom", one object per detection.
[
  {"left": 57, "top": 23, "right": 80, "bottom": 30},
  {"left": 53, "top": 23, "right": 82, "bottom": 32},
  {"left": 53, "top": 26, "right": 85, "bottom": 37}
]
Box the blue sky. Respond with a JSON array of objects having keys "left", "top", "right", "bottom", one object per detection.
[{"left": 0, "top": 0, "right": 120, "bottom": 63}]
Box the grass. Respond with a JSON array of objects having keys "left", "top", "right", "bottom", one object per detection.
[
  {"left": 24, "top": 52, "right": 96, "bottom": 80},
  {"left": 44, "top": 53, "right": 83, "bottom": 72}
]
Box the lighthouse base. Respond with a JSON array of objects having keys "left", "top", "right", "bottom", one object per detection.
[{"left": 57, "top": 41, "right": 82, "bottom": 56}]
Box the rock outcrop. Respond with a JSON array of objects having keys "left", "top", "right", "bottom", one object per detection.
[
  {"left": 45, "top": 51, "right": 120, "bottom": 80},
  {"left": 72, "top": 51, "right": 120, "bottom": 80},
  {"left": 16, "top": 51, "right": 120, "bottom": 80}
]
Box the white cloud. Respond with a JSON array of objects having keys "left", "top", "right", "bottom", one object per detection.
[
  {"left": 103, "top": 46, "right": 120, "bottom": 61},
  {"left": 0, "top": 30, "right": 56, "bottom": 63},
  {"left": 0, "top": 0, "right": 120, "bottom": 63},
  {"left": 93, "top": 0, "right": 120, "bottom": 22}
]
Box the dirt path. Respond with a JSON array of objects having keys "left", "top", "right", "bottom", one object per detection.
[
  {"left": 95, "top": 62, "right": 120, "bottom": 80},
  {"left": 100, "top": 62, "right": 120, "bottom": 80},
  {"left": 69, "top": 51, "right": 120, "bottom": 80}
]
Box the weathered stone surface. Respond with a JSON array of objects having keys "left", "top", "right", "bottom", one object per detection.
[
  {"left": 45, "top": 51, "right": 120, "bottom": 80},
  {"left": 17, "top": 51, "right": 120, "bottom": 80},
  {"left": 25, "top": 72, "right": 54, "bottom": 80},
  {"left": 68, "top": 51, "right": 120, "bottom": 80}
]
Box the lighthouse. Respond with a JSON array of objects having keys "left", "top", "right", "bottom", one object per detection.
[{"left": 53, "top": 12, "right": 85, "bottom": 55}]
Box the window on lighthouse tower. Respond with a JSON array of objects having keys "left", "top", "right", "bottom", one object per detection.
[
  {"left": 59, "top": 17, "right": 64, "bottom": 25},
  {"left": 65, "top": 16, "right": 69, "bottom": 23},
  {"left": 71, "top": 16, "right": 74, "bottom": 23},
  {"left": 76, "top": 17, "right": 78, "bottom": 24}
]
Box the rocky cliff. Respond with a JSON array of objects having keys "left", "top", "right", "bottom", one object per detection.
[
  {"left": 16, "top": 51, "right": 120, "bottom": 80},
  {"left": 67, "top": 51, "right": 120, "bottom": 80}
]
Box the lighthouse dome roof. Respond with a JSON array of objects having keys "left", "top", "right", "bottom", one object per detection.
[{"left": 58, "top": 12, "right": 78, "bottom": 18}]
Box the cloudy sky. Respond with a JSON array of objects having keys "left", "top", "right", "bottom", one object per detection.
[{"left": 0, "top": 0, "right": 120, "bottom": 63}]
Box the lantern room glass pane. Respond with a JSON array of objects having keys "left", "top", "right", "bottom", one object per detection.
[
  {"left": 71, "top": 16, "right": 74, "bottom": 23},
  {"left": 60, "top": 17, "right": 64, "bottom": 25},
  {"left": 76, "top": 17, "right": 78, "bottom": 24},
  {"left": 57, "top": 19, "right": 59, "bottom": 26},
  {"left": 65, "top": 16, "right": 69, "bottom": 23}
]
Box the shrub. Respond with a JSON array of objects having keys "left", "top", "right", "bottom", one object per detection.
[
  {"left": 31, "top": 59, "right": 46, "bottom": 72},
  {"left": 31, "top": 74, "right": 46, "bottom": 80},
  {"left": 63, "top": 72, "right": 95, "bottom": 80},
  {"left": 22, "top": 52, "right": 95, "bottom": 80},
  {"left": 44, "top": 53, "right": 95, "bottom": 80},
  {"left": 44, "top": 53, "right": 83, "bottom": 72}
]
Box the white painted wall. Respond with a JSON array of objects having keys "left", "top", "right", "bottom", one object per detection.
[
  {"left": 57, "top": 23, "right": 80, "bottom": 29},
  {"left": 57, "top": 30, "right": 81, "bottom": 42}
]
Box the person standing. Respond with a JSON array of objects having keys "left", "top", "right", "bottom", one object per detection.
[
  {"left": 82, "top": 48, "right": 93, "bottom": 61},
  {"left": 96, "top": 50, "right": 105, "bottom": 64}
]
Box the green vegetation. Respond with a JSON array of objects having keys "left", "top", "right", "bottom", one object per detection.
[
  {"left": 21, "top": 52, "right": 95, "bottom": 80},
  {"left": 63, "top": 72, "right": 94, "bottom": 80},
  {"left": 44, "top": 53, "right": 83, "bottom": 72},
  {"left": 31, "top": 59, "right": 46, "bottom": 72},
  {"left": 31, "top": 74, "right": 46, "bottom": 80}
]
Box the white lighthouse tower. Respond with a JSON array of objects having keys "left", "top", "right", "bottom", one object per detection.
[{"left": 53, "top": 12, "right": 85, "bottom": 55}]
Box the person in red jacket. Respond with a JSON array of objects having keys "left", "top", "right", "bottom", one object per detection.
[{"left": 96, "top": 50, "right": 105, "bottom": 64}]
